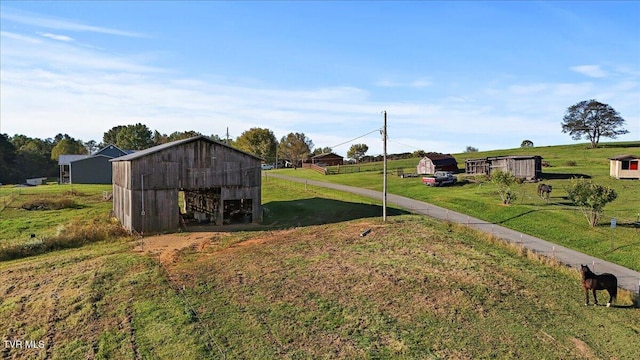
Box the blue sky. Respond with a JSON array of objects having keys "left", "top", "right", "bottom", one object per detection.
[{"left": 1, "top": 1, "right": 638, "bottom": 156}]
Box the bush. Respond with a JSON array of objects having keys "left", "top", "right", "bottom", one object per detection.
[
  {"left": 565, "top": 160, "right": 577, "bottom": 167},
  {"left": 491, "top": 170, "right": 518, "bottom": 205},
  {"left": 565, "top": 177, "right": 617, "bottom": 226}
]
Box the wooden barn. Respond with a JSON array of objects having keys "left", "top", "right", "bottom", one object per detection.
[
  {"left": 416, "top": 153, "right": 458, "bottom": 174},
  {"left": 609, "top": 154, "right": 640, "bottom": 179},
  {"left": 111, "top": 136, "right": 262, "bottom": 234},
  {"left": 311, "top": 152, "right": 344, "bottom": 166},
  {"left": 465, "top": 155, "right": 542, "bottom": 180}
]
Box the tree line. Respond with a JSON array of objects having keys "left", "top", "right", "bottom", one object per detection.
[
  {"left": 0, "top": 123, "right": 374, "bottom": 184},
  {"left": 1, "top": 99, "right": 628, "bottom": 184},
  {"left": 0, "top": 122, "right": 425, "bottom": 184}
]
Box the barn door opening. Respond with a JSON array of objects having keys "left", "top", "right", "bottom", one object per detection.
[
  {"left": 223, "top": 199, "right": 252, "bottom": 224},
  {"left": 179, "top": 187, "right": 221, "bottom": 226}
]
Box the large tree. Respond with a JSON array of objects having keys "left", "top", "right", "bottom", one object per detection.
[
  {"left": 278, "top": 132, "right": 313, "bottom": 168},
  {"left": 83, "top": 140, "right": 100, "bottom": 155},
  {"left": 561, "top": 99, "right": 628, "bottom": 148},
  {"left": 51, "top": 136, "right": 87, "bottom": 161},
  {"left": 0, "top": 134, "right": 18, "bottom": 184},
  {"left": 103, "top": 125, "right": 127, "bottom": 146},
  {"left": 235, "top": 128, "right": 278, "bottom": 163},
  {"left": 347, "top": 144, "right": 369, "bottom": 163},
  {"left": 312, "top": 147, "right": 333, "bottom": 155},
  {"left": 8, "top": 135, "right": 57, "bottom": 181},
  {"left": 103, "top": 123, "right": 154, "bottom": 150},
  {"left": 167, "top": 130, "right": 202, "bottom": 142}
]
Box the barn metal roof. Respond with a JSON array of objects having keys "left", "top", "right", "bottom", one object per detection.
[
  {"left": 110, "top": 135, "right": 263, "bottom": 162},
  {"left": 58, "top": 154, "right": 89, "bottom": 165}
]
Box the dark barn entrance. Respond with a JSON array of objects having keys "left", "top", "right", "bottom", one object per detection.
[
  {"left": 223, "top": 199, "right": 253, "bottom": 224},
  {"left": 180, "top": 187, "right": 221, "bottom": 225}
]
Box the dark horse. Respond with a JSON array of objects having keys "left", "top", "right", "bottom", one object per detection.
[
  {"left": 537, "top": 183, "right": 552, "bottom": 200},
  {"left": 580, "top": 265, "right": 617, "bottom": 307}
]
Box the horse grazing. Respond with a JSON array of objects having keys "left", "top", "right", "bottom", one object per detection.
[
  {"left": 580, "top": 264, "right": 617, "bottom": 307},
  {"left": 537, "top": 183, "right": 552, "bottom": 200}
]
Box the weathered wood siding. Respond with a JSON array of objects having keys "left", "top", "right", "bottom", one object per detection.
[
  {"left": 465, "top": 156, "right": 541, "bottom": 180},
  {"left": 112, "top": 137, "right": 262, "bottom": 234},
  {"left": 465, "top": 159, "right": 490, "bottom": 176},
  {"left": 490, "top": 157, "right": 540, "bottom": 180}
]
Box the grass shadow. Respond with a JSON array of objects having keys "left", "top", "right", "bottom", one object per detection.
[
  {"left": 540, "top": 173, "right": 592, "bottom": 180},
  {"left": 263, "top": 197, "right": 410, "bottom": 228},
  {"left": 184, "top": 197, "right": 410, "bottom": 233}
]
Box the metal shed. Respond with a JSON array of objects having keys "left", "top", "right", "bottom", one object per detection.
[
  {"left": 70, "top": 155, "right": 114, "bottom": 184},
  {"left": 111, "top": 136, "right": 262, "bottom": 234},
  {"left": 58, "top": 144, "right": 131, "bottom": 184}
]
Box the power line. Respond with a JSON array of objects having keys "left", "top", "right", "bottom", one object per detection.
[
  {"left": 329, "top": 128, "right": 382, "bottom": 149},
  {"left": 388, "top": 139, "right": 422, "bottom": 151}
]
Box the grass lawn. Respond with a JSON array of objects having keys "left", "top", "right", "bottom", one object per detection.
[
  {"left": 0, "top": 142, "right": 639, "bottom": 359},
  {"left": 0, "top": 184, "right": 113, "bottom": 246},
  {"left": 1, "top": 179, "right": 639, "bottom": 359},
  {"left": 274, "top": 142, "right": 640, "bottom": 272}
]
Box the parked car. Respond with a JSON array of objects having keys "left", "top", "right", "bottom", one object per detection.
[
  {"left": 422, "top": 171, "right": 457, "bottom": 187},
  {"left": 261, "top": 164, "right": 274, "bottom": 170}
]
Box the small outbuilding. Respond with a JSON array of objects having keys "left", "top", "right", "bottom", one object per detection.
[
  {"left": 59, "top": 144, "right": 131, "bottom": 184},
  {"left": 609, "top": 154, "right": 640, "bottom": 179},
  {"left": 416, "top": 153, "right": 458, "bottom": 174},
  {"left": 311, "top": 152, "right": 344, "bottom": 166},
  {"left": 111, "top": 136, "right": 262, "bottom": 234},
  {"left": 465, "top": 155, "right": 542, "bottom": 180}
]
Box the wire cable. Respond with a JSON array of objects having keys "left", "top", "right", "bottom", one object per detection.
[{"left": 329, "top": 128, "right": 382, "bottom": 149}]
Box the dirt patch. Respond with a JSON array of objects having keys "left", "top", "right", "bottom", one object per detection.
[
  {"left": 132, "top": 228, "right": 294, "bottom": 265},
  {"left": 569, "top": 337, "right": 597, "bottom": 359},
  {"left": 133, "top": 232, "right": 217, "bottom": 264}
]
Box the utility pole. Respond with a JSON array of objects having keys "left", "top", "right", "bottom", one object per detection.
[
  {"left": 382, "top": 111, "right": 387, "bottom": 222},
  {"left": 226, "top": 127, "right": 230, "bottom": 145}
]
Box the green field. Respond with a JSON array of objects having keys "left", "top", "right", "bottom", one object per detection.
[
  {"left": 1, "top": 142, "right": 639, "bottom": 359},
  {"left": 271, "top": 141, "right": 640, "bottom": 272}
]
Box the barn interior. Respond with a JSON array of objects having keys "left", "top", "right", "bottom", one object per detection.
[{"left": 179, "top": 188, "right": 253, "bottom": 226}]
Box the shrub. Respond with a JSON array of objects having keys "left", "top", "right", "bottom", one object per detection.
[
  {"left": 491, "top": 170, "right": 518, "bottom": 205},
  {"left": 565, "top": 177, "right": 617, "bottom": 226}
]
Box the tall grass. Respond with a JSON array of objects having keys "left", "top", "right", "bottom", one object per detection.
[{"left": 0, "top": 217, "right": 131, "bottom": 261}]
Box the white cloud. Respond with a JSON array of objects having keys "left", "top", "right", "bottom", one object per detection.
[
  {"left": 375, "top": 77, "right": 432, "bottom": 88},
  {"left": 38, "top": 32, "right": 73, "bottom": 42},
  {"left": 1, "top": 8, "right": 145, "bottom": 38},
  {"left": 570, "top": 65, "right": 608, "bottom": 78},
  {"left": 1, "top": 15, "right": 637, "bottom": 157},
  {"left": 1, "top": 31, "right": 162, "bottom": 73}
]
